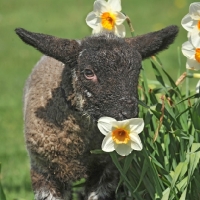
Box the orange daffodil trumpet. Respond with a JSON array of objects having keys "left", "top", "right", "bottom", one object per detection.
[
  {"left": 86, "top": 0, "right": 126, "bottom": 37},
  {"left": 97, "top": 117, "right": 144, "bottom": 156},
  {"left": 182, "top": 2, "right": 200, "bottom": 70}
]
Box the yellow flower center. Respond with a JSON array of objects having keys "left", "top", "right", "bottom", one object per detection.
[
  {"left": 195, "top": 48, "right": 200, "bottom": 63},
  {"left": 112, "top": 128, "right": 130, "bottom": 144},
  {"left": 101, "top": 12, "right": 116, "bottom": 30},
  {"left": 197, "top": 20, "right": 200, "bottom": 30}
]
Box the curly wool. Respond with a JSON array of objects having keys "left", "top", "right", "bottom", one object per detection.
[{"left": 24, "top": 56, "right": 103, "bottom": 188}]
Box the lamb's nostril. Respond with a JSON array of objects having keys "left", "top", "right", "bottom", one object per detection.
[
  {"left": 127, "top": 99, "right": 133, "bottom": 104},
  {"left": 117, "top": 113, "right": 125, "bottom": 120},
  {"left": 121, "top": 111, "right": 129, "bottom": 119},
  {"left": 119, "top": 97, "right": 134, "bottom": 104},
  {"left": 122, "top": 111, "right": 127, "bottom": 116}
]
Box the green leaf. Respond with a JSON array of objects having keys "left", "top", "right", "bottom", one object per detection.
[
  {"left": 151, "top": 61, "right": 166, "bottom": 88},
  {"left": 144, "top": 149, "right": 163, "bottom": 197},
  {"left": 176, "top": 177, "right": 188, "bottom": 191},
  {"left": 133, "top": 158, "right": 149, "bottom": 193},
  {"left": 109, "top": 152, "right": 134, "bottom": 193},
  {"left": 193, "top": 170, "right": 200, "bottom": 192},
  {"left": 138, "top": 99, "right": 150, "bottom": 108},
  {"left": 176, "top": 93, "right": 198, "bottom": 105},
  {"left": 190, "top": 100, "right": 200, "bottom": 130},
  {"left": 90, "top": 149, "right": 106, "bottom": 154},
  {"left": 175, "top": 106, "right": 191, "bottom": 120},
  {"left": 179, "top": 188, "right": 187, "bottom": 200},
  {"left": 143, "top": 111, "right": 152, "bottom": 126},
  {"left": 170, "top": 162, "right": 188, "bottom": 189},
  {"left": 161, "top": 188, "right": 170, "bottom": 200},
  {"left": 116, "top": 152, "right": 134, "bottom": 192},
  {"left": 191, "top": 143, "right": 200, "bottom": 153},
  {"left": 188, "top": 151, "right": 200, "bottom": 182},
  {"left": 140, "top": 68, "right": 151, "bottom": 105},
  {"left": 150, "top": 106, "right": 161, "bottom": 119},
  {"left": 72, "top": 178, "right": 86, "bottom": 187},
  {"left": 154, "top": 55, "right": 163, "bottom": 66}
]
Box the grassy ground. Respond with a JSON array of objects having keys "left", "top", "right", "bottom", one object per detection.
[{"left": 0, "top": 0, "right": 195, "bottom": 199}]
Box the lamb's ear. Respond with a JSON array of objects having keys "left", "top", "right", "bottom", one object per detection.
[
  {"left": 125, "top": 25, "right": 179, "bottom": 60},
  {"left": 15, "top": 28, "right": 80, "bottom": 65}
]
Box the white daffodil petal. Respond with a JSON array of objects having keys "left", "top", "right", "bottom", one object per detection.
[
  {"left": 108, "top": 0, "right": 122, "bottom": 12},
  {"left": 114, "top": 24, "right": 126, "bottom": 37},
  {"left": 92, "top": 25, "right": 102, "bottom": 34},
  {"left": 111, "top": 119, "right": 129, "bottom": 129},
  {"left": 131, "top": 142, "right": 143, "bottom": 151},
  {"left": 93, "top": 0, "right": 108, "bottom": 15},
  {"left": 130, "top": 134, "right": 143, "bottom": 151},
  {"left": 187, "top": 32, "right": 191, "bottom": 38},
  {"left": 189, "top": 2, "right": 200, "bottom": 20},
  {"left": 86, "top": 0, "right": 125, "bottom": 37},
  {"left": 98, "top": 117, "right": 116, "bottom": 135},
  {"left": 186, "top": 58, "right": 200, "bottom": 70},
  {"left": 190, "top": 32, "right": 200, "bottom": 47},
  {"left": 129, "top": 118, "right": 144, "bottom": 134},
  {"left": 98, "top": 116, "right": 117, "bottom": 124},
  {"left": 102, "top": 133, "right": 115, "bottom": 152},
  {"left": 114, "top": 11, "right": 126, "bottom": 25},
  {"left": 192, "top": 22, "right": 200, "bottom": 34},
  {"left": 114, "top": 143, "right": 132, "bottom": 156},
  {"left": 182, "top": 41, "right": 195, "bottom": 59},
  {"left": 111, "top": 120, "right": 129, "bottom": 130},
  {"left": 86, "top": 12, "right": 100, "bottom": 29},
  {"left": 181, "top": 14, "right": 195, "bottom": 32},
  {"left": 97, "top": 122, "right": 112, "bottom": 136}
]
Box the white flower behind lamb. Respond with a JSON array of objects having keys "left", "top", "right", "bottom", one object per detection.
[
  {"left": 86, "top": 0, "right": 126, "bottom": 37},
  {"left": 97, "top": 117, "right": 144, "bottom": 156},
  {"left": 181, "top": 2, "right": 200, "bottom": 37},
  {"left": 182, "top": 35, "right": 200, "bottom": 70}
]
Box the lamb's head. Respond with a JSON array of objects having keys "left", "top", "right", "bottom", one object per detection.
[{"left": 15, "top": 26, "right": 178, "bottom": 121}]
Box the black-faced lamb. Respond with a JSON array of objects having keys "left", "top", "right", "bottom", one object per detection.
[{"left": 15, "top": 25, "right": 178, "bottom": 200}]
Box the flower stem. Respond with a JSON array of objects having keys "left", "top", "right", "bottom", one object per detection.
[
  {"left": 187, "top": 73, "right": 200, "bottom": 78},
  {"left": 186, "top": 69, "right": 189, "bottom": 98},
  {"left": 177, "top": 47, "right": 182, "bottom": 79},
  {"left": 126, "top": 16, "right": 135, "bottom": 37}
]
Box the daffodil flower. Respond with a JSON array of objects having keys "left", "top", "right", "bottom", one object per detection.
[
  {"left": 181, "top": 2, "right": 200, "bottom": 36},
  {"left": 86, "top": 0, "right": 126, "bottom": 37},
  {"left": 97, "top": 117, "right": 144, "bottom": 156},
  {"left": 182, "top": 36, "right": 200, "bottom": 70}
]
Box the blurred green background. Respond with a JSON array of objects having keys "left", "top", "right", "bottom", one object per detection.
[{"left": 0, "top": 0, "right": 196, "bottom": 199}]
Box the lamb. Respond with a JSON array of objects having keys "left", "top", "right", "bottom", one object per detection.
[{"left": 15, "top": 25, "right": 178, "bottom": 200}]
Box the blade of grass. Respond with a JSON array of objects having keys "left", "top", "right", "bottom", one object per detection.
[
  {"left": 109, "top": 152, "right": 134, "bottom": 193},
  {"left": 151, "top": 61, "right": 166, "bottom": 89},
  {"left": 133, "top": 158, "right": 149, "bottom": 193},
  {"left": 116, "top": 152, "right": 134, "bottom": 192}
]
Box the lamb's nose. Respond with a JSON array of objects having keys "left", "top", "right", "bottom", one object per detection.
[
  {"left": 121, "top": 111, "right": 129, "bottom": 119},
  {"left": 119, "top": 97, "right": 134, "bottom": 104},
  {"left": 118, "top": 110, "right": 133, "bottom": 120}
]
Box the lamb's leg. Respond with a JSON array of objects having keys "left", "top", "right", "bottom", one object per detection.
[
  {"left": 31, "top": 168, "right": 71, "bottom": 200},
  {"left": 85, "top": 162, "right": 119, "bottom": 200}
]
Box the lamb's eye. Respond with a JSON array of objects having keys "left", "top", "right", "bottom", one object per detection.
[{"left": 84, "top": 69, "right": 95, "bottom": 78}]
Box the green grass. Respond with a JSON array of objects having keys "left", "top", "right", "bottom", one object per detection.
[{"left": 0, "top": 0, "right": 196, "bottom": 199}]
